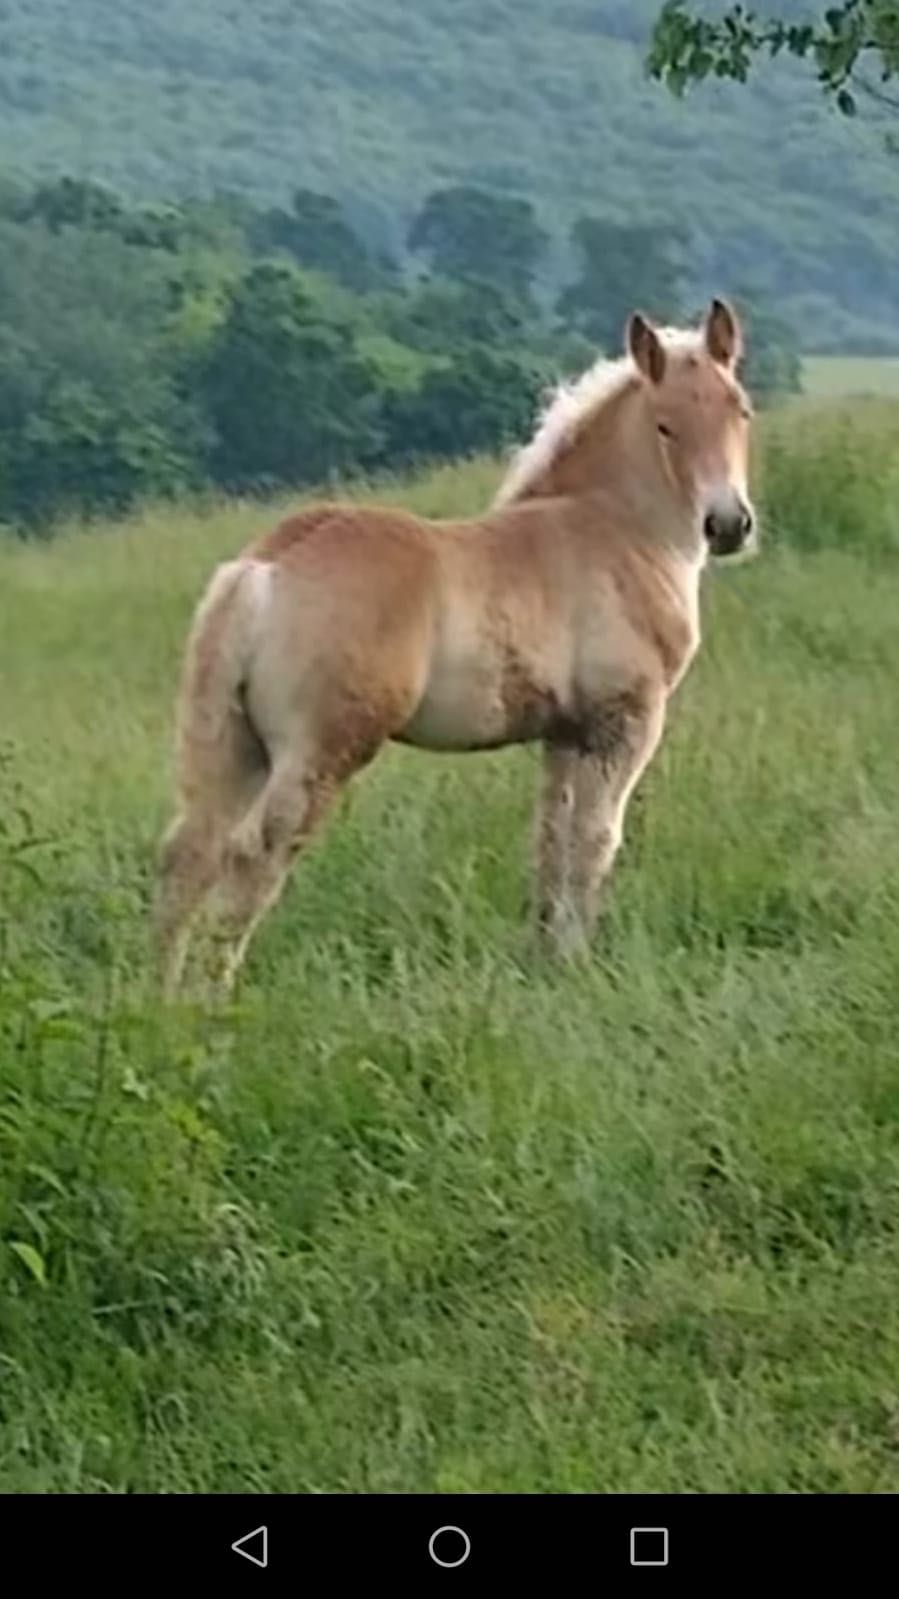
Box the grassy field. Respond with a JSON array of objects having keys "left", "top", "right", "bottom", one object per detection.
[
  {"left": 1, "top": 413, "right": 899, "bottom": 1494},
  {"left": 803, "top": 355, "right": 899, "bottom": 400}
]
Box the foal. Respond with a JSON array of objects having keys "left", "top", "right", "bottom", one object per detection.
[{"left": 156, "top": 299, "right": 756, "bottom": 994}]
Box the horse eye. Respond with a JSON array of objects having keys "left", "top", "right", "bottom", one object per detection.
[{"left": 657, "top": 422, "right": 676, "bottom": 440}]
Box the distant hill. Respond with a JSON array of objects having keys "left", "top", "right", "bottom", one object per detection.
[{"left": 2, "top": 0, "right": 898, "bottom": 347}]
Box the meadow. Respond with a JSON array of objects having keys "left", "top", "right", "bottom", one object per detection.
[
  {"left": 803, "top": 355, "right": 899, "bottom": 400},
  {"left": 1, "top": 404, "right": 899, "bottom": 1493}
]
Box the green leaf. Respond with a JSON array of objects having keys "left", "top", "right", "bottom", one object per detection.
[
  {"left": 9, "top": 1241, "right": 47, "bottom": 1287},
  {"left": 24, "top": 1163, "right": 68, "bottom": 1198},
  {"left": 122, "top": 1065, "right": 150, "bottom": 1102}
]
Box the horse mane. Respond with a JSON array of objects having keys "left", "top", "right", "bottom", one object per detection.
[{"left": 494, "top": 326, "right": 704, "bottom": 507}]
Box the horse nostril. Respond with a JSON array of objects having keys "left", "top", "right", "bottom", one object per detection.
[
  {"left": 740, "top": 509, "right": 754, "bottom": 538},
  {"left": 703, "top": 513, "right": 718, "bottom": 543}
]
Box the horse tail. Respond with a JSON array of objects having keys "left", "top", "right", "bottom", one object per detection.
[{"left": 173, "top": 558, "right": 271, "bottom": 809}]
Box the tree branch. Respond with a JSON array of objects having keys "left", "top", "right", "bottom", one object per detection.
[{"left": 648, "top": 2, "right": 895, "bottom": 115}]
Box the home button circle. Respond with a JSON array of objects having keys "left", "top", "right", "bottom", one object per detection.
[{"left": 428, "top": 1526, "right": 471, "bottom": 1568}]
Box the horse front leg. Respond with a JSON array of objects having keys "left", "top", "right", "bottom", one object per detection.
[
  {"left": 570, "top": 698, "right": 666, "bottom": 945},
  {"left": 534, "top": 743, "right": 580, "bottom": 954}
]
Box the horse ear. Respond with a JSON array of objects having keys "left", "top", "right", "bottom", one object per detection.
[
  {"left": 705, "top": 298, "right": 743, "bottom": 368},
  {"left": 627, "top": 313, "right": 666, "bottom": 385}
]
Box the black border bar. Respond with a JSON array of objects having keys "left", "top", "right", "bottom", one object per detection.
[{"left": 6, "top": 1492, "right": 893, "bottom": 1583}]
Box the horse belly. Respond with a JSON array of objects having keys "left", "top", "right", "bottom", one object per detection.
[
  {"left": 397, "top": 645, "right": 566, "bottom": 752},
  {"left": 397, "top": 662, "right": 509, "bottom": 750}
]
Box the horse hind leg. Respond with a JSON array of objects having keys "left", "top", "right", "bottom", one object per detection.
[
  {"left": 155, "top": 811, "right": 221, "bottom": 999},
  {"left": 210, "top": 751, "right": 343, "bottom": 997},
  {"left": 154, "top": 705, "right": 269, "bottom": 998},
  {"left": 209, "top": 652, "right": 426, "bottom": 993}
]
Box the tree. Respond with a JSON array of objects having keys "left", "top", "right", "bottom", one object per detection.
[
  {"left": 22, "top": 175, "right": 125, "bottom": 234},
  {"left": 18, "top": 175, "right": 193, "bottom": 254},
  {"left": 383, "top": 348, "right": 545, "bottom": 467},
  {"left": 557, "top": 217, "right": 688, "bottom": 353},
  {"left": 5, "top": 377, "right": 193, "bottom": 527},
  {"left": 387, "top": 277, "right": 531, "bottom": 355},
  {"left": 721, "top": 290, "right": 803, "bottom": 404},
  {"left": 408, "top": 187, "right": 548, "bottom": 303},
  {"left": 0, "top": 221, "right": 199, "bottom": 527},
  {"left": 118, "top": 203, "right": 185, "bottom": 253},
  {"left": 200, "top": 261, "right": 382, "bottom": 490},
  {"left": 0, "top": 175, "right": 27, "bottom": 222},
  {"left": 250, "top": 189, "right": 391, "bottom": 293},
  {"left": 649, "top": 2, "right": 899, "bottom": 115}
]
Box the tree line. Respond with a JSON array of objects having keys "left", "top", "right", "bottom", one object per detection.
[{"left": 0, "top": 174, "right": 800, "bottom": 532}]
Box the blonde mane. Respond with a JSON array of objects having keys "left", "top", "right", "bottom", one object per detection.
[{"left": 494, "top": 326, "right": 704, "bottom": 507}]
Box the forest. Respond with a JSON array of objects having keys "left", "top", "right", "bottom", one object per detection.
[{"left": 0, "top": 174, "right": 800, "bottom": 531}]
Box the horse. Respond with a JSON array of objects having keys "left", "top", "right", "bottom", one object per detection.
[{"left": 155, "top": 298, "right": 756, "bottom": 996}]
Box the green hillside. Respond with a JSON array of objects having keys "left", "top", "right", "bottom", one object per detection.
[{"left": 1, "top": 0, "right": 898, "bottom": 345}]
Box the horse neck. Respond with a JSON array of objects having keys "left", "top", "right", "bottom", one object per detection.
[{"left": 525, "top": 381, "right": 704, "bottom": 567}]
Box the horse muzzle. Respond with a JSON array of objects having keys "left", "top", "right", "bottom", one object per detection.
[{"left": 703, "top": 502, "right": 755, "bottom": 558}]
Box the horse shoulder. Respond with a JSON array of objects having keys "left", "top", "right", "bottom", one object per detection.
[{"left": 604, "top": 544, "right": 701, "bottom": 691}]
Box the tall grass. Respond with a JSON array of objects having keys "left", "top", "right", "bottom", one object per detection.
[
  {"left": 1, "top": 410, "right": 898, "bottom": 1492},
  {"left": 759, "top": 400, "right": 899, "bottom": 553}
]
